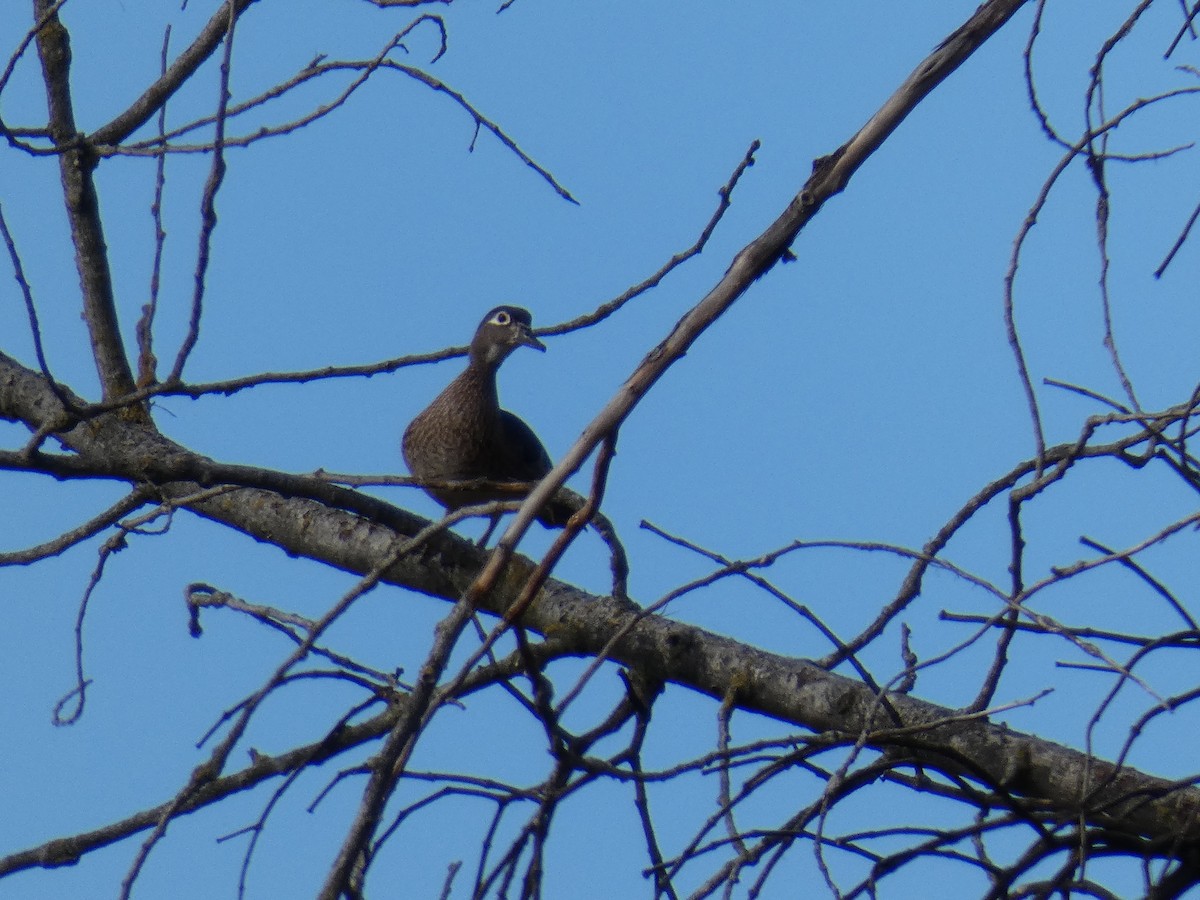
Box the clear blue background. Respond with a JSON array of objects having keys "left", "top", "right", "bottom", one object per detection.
[{"left": 2, "top": 1, "right": 1199, "bottom": 897}]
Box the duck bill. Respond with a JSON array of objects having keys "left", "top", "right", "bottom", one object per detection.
[{"left": 518, "top": 326, "right": 546, "bottom": 352}]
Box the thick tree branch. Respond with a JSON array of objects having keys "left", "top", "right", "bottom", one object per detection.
[
  {"left": 2, "top": 350, "right": 1198, "bottom": 864},
  {"left": 32, "top": 2, "right": 135, "bottom": 400}
]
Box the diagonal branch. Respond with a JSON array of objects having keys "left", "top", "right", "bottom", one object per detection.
[
  {"left": 89, "top": 0, "right": 257, "bottom": 147},
  {"left": 472, "top": 0, "right": 1036, "bottom": 622},
  {"left": 3, "top": 347, "right": 1199, "bottom": 864}
]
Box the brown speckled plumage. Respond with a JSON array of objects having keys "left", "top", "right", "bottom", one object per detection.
[{"left": 402, "top": 306, "right": 571, "bottom": 527}]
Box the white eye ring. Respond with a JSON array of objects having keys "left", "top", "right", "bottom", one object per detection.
[{"left": 491, "top": 310, "right": 511, "bottom": 326}]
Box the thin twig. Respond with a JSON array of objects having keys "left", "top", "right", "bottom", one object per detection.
[{"left": 165, "top": 8, "right": 236, "bottom": 385}]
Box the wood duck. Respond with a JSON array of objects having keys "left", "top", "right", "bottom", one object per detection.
[{"left": 402, "top": 306, "right": 573, "bottom": 528}]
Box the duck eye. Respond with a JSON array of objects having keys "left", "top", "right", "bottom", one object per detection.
[{"left": 491, "top": 311, "right": 511, "bottom": 326}]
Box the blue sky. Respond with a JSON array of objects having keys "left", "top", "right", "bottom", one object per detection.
[{"left": 3, "top": 1, "right": 1200, "bottom": 897}]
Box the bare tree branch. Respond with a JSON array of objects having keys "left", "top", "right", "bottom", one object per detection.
[
  {"left": 7, "top": 0, "right": 1200, "bottom": 894},
  {"left": 5, "top": 342, "right": 1200, "bottom": 875},
  {"left": 32, "top": 1, "right": 136, "bottom": 400},
  {"left": 89, "top": 0, "right": 256, "bottom": 147}
]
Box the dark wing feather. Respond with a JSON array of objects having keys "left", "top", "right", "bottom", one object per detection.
[
  {"left": 497, "top": 411, "right": 573, "bottom": 526},
  {"left": 496, "top": 410, "right": 552, "bottom": 481}
]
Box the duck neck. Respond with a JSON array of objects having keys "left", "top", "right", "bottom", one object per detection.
[{"left": 458, "top": 354, "right": 500, "bottom": 414}]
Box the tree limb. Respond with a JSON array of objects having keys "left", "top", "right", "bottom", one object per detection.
[
  {"left": 2, "top": 349, "right": 1198, "bottom": 864},
  {"left": 32, "top": 1, "right": 135, "bottom": 400}
]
